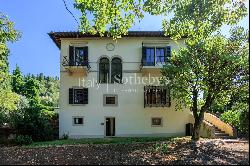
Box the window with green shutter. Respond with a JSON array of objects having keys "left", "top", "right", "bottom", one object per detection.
[
  {"left": 69, "top": 88, "right": 88, "bottom": 105},
  {"left": 68, "top": 46, "right": 88, "bottom": 66},
  {"left": 142, "top": 46, "right": 171, "bottom": 66}
]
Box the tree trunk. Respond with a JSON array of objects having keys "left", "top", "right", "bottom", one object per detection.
[
  {"left": 191, "top": 89, "right": 200, "bottom": 141},
  {"left": 192, "top": 119, "right": 202, "bottom": 141},
  {"left": 192, "top": 123, "right": 200, "bottom": 140},
  {"left": 191, "top": 93, "right": 214, "bottom": 141}
]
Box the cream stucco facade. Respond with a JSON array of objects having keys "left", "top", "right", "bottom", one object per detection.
[{"left": 57, "top": 35, "right": 194, "bottom": 138}]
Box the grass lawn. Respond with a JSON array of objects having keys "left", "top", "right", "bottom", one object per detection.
[{"left": 26, "top": 136, "right": 190, "bottom": 148}]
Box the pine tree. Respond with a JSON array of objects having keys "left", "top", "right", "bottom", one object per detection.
[
  {"left": 23, "top": 78, "right": 40, "bottom": 107},
  {"left": 11, "top": 64, "right": 24, "bottom": 95}
]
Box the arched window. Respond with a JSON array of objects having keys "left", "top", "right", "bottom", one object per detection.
[
  {"left": 111, "top": 57, "right": 122, "bottom": 83},
  {"left": 99, "top": 57, "right": 110, "bottom": 83}
]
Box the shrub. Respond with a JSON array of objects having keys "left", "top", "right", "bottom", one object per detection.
[
  {"left": 62, "top": 133, "right": 69, "bottom": 140},
  {"left": 41, "top": 109, "right": 57, "bottom": 120},
  {"left": 220, "top": 110, "right": 240, "bottom": 128},
  {"left": 239, "top": 108, "right": 249, "bottom": 137},
  {"left": 9, "top": 107, "right": 54, "bottom": 142},
  {"left": 14, "top": 135, "right": 33, "bottom": 145},
  {"left": 221, "top": 103, "right": 249, "bottom": 137},
  {"left": 154, "top": 142, "right": 168, "bottom": 154}
]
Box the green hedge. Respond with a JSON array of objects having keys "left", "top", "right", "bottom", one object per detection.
[{"left": 14, "top": 135, "right": 33, "bottom": 145}]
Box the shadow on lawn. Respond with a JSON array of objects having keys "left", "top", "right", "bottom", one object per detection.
[
  {"left": 0, "top": 140, "right": 248, "bottom": 165},
  {"left": 165, "top": 141, "right": 249, "bottom": 165}
]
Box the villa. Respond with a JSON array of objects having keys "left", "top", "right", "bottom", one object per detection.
[{"left": 49, "top": 31, "right": 198, "bottom": 138}]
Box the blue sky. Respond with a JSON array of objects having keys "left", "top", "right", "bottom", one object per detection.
[{"left": 0, "top": 0, "right": 249, "bottom": 77}]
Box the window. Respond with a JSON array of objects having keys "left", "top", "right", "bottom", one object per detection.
[
  {"left": 73, "top": 117, "right": 84, "bottom": 125},
  {"left": 99, "top": 57, "right": 123, "bottom": 84},
  {"left": 74, "top": 47, "right": 85, "bottom": 66},
  {"left": 145, "top": 48, "right": 155, "bottom": 66},
  {"left": 69, "top": 46, "right": 88, "bottom": 66},
  {"left": 142, "top": 46, "right": 171, "bottom": 66},
  {"left": 103, "top": 94, "right": 118, "bottom": 106},
  {"left": 144, "top": 86, "right": 171, "bottom": 107},
  {"left": 99, "top": 58, "right": 110, "bottom": 83},
  {"left": 69, "top": 88, "right": 88, "bottom": 104},
  {"left": 156, "top": 48, "right": 165, "bottom": 63},
  {"left": 106, "top": 97, "right": 116, "bottom": 104},
  {"left": 111, "top": 58, "right": 122, "bottom": 83},
  {"left": 151, "top": 118, "right": 162, "bottom": 126},
  {"left": 74, "top": 89, "right": 84, "bottom": 104}
]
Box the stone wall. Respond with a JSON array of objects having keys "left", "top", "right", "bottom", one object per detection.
[{"left": 199, "top": 121, "right": 215, "bottom": 138}]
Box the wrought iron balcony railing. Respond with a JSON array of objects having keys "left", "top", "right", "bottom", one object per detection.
[{"left": 62, "top": 56, "right": 90, "bottom": 69}]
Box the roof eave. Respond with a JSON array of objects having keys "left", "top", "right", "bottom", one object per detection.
[
  {"left": 48, "top": 31, "right": 187, "bottom": 49},
  {"left": 48, "top": 32, "right": 61, "bottom": 48}
]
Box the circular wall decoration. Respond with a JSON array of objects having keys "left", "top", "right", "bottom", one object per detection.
[{"left": 106, "top": 43, "right": 115, "bottom": 51}]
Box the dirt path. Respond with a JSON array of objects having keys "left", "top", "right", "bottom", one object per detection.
[{"left": 0, "top": 139, "right": 248, "bottom": 165}]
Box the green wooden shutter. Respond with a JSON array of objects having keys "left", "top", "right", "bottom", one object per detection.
[
  {"left": 69, "top": 88, "right": 74, "bottom": 104},
  {"left": 142, "top": 46, "right": 146, "bottom": 66},
  {"left": 69, "top": 46, "right": 74, "bottom": 66},
  {"left": 165, "top": 46, "right": 171, "bottom": 63},
  {"left": 83, "top": 88, "right": 88, "bottom": 104},
  {"left": 83, "top": 46, "right": 88, "bottom": 66}
]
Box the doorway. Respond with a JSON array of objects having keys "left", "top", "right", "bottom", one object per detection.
[{"left": 105, "top": 117, "right": 115, "bottom": 137}]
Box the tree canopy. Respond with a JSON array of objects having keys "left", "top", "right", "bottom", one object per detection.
[
  {"left": 0, "top": 11, "right": 59, "bottom": 142},
  {"left": 161, "top": 27, "right": 248, "bottom": 139},
  {"left": 74, "top": 0, "right": 248, "bottom": 39},
  {"left": 12, "top": 67, "right": 60, "bottom": 108},
  {"left": 74, "top": 0, "right": 144, "bottom": 38},
  {"left": 75, "top": 0, "right": 248, "bottom": 140},
  {"left": 0, "top": 13, "right": 20, "bottom": 114}
]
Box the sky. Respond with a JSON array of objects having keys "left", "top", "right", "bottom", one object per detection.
[{"left": 0, "top": 0, "right": 249, "bottom": 77}]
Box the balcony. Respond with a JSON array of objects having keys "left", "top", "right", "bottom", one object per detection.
[
  {"left": 141, "top": 61, "right": 165, "bottom": 77},
  {"left": 62, "top": 56, "right": 90, "bottom": 76}
]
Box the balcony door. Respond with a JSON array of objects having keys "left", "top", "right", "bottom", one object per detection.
[
  {"left": 74, "top": 47, "right": 87, "bottom": 66},
  {"left": 68, "top": 46, "right": 88, "bottom": 66}
]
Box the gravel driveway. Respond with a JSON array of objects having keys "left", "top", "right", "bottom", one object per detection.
[{"left": 0, "top": 139, "right": 248, "bottom": 165}]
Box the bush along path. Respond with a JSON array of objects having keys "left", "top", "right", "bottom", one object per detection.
[{"left": 0, "top": 138, "right": 248, "bottom": 165}]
